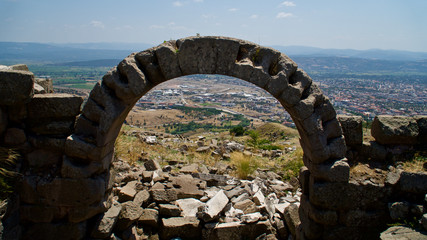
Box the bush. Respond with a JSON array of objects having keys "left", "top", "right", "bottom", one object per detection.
[{"left": 230, "top": 125, "right": 245, "bottom": 136}]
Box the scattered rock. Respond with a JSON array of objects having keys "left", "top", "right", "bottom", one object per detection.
[
  {"left": 197, "top": 190, "right": 229, "bottom": 222},
  {"left": 380, "top": 226, "right": 427, "bottom": 240}
]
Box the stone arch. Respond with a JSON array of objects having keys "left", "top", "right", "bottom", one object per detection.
[{"left": 62, "top": 36, "right": 349, "bottom": 237}]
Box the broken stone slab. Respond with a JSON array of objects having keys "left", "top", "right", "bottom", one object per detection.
[
  {"left": 170, "top": 175, "right": 205, "bottom": 199},
  {"left": 0, "top": 70, "right": 34, "bottom": 105},
  {"left": 234, "top": 199, "right": 258, "bottom": 214},
  {"left": 371, "top": 115, "right": 419, "bottom": 145},
  {"left": 138, "top": 208, "right": 159, "bottom": 227},
  {"left": 133, "top": 189, "right": 150, "bottom": 207},
  {"left": 91, "top": 201, "right": 122, "bottom": 239},
  {"left": 275, "top": 202, "right": 291, "bottom": 216},
  {"left": 231, "top": 192, "right": 250, "bottom": 204},
  {"left": 399, "top": 171, "right": 427, "bottom": 194},
  {"left": 176, "top": 198, "right": 205, "bottom": 217},
  {"left": 118, "top": 181, "right": 138, "bottom": 202},
  {"left": 241, "top": 212, "right": 262, "bottom": 223},
  {"left": 225, "top": 186, "right": 247, "bottom": 199},
  {"left": 192, "top": 173, "right": 229, "bottom": 187},
  {"left": 159, "top": 204, "right": 181, "bottom": 217},
  {"left": 284, "top": 204, "right": 301, "bottom": 237},
  {"left": 197, "top": 190, "right": 229, "bottom": 222},
  {"left": 150, "top": 189, "right": 178, "bottom": 203},
  {"left": 115, "top": 201, "right": 143, "bottom": 231},
  {"left": 160, "top": 216, "right": 201, "bottom": 240},
  {"left": 253, "top": 190, "right": 266, "bottom": 206},
  {"left": 380, "top": 226, "right": 427, "bottom": 240}
]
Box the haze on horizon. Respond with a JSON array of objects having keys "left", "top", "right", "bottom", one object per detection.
[{"left": 1, "top": 0, "right": 426, "bottom": 52}]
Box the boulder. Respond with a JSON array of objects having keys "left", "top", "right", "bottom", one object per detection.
[
  {"left": 133, "top": 190, "right": 150, "bottom": 207},
  {"left": 170, "top": 176, "right": 205, "bottom": 199},
  {"left": 234, "top": 199, "right": 258, "bottom": 214},
  {"left": 284, "top": 204, "right": 300, "bottom": 237},
  {"left": 0, "top": 70, "right": 34, "bottom": 105},
  {"left": 371, "top": 115, "right": 419, "bottom": 145},
  {"left": 150, "top": 189, "right": 178, "bottom": 203},
  {"left": 144, "top": 159, "right": 161, "bottom": 171}
]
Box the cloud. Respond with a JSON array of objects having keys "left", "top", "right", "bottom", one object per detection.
[
  {"left": 150, "top": 25, "right": 165, "bottom": 29},
  {"left": 90, "top": 20, "right": 105, "bottom": 29},
  {"left": 250, "top": 14, "right": 258, "bottom": 19},
  {"left": 281, "top": 1, "right": 296, "bottom": 7},
  {"left": 193, "top": 0, "right": 203, "bottom": 2},
  {"left": 276, "top": 12, "right": 293, "bottom": 18},
  {"left": 173, "top": 1, "right": 183, "bottom": 7},
  {"left": 228, "top": 8, "right": 238, "bottom": 12}
]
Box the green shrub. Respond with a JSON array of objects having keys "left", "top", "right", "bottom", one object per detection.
[{"left": 230, "top": 125, "right": 245, "bottom": 136}]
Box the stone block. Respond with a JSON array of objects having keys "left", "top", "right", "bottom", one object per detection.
[
  {"left": 360, "top": 141, "right": 387, "bottom": 161},
  {"left": 197, "top": 190, "right": 229, "bottom": 222},
  {"left": 19, "top": 205, "right": 55, "bottom": 223},
  {"left": 0, "top": 70, "right": 34, "bottom": 105},
  {"left": 118, "top": 181, "right": 138, "bottom": 202},
  {"left": 135, "top": 48, "right": 167, "bottom": 85},
  {"left": 0, "top": 107, "right": 7, "bottom": 135},
  {"left": 155, "top": 41, "right": 182, "bottom": 80},
  {"left": 300, "top": 195, "right": 337, "bottom": 225},
  {"left": 68, "top": 201, "right": 107, "bottom": 223},
  {"left": 138, "top": 208, "right": 159, "bottom": 227},
  {"left": 380, "top": 226, "right": 427, "bottom": 240},
  {"left": 414, "top": 115, "right": 427, "bottom": 144},
  {"left": 371, "top": 115, "right": 419, "bottom": 145},
  {"left": 116, "top": 201, "right": 143, "bottom": 231},
  {"left": 150, "top": 189, "right": 178, "bottom": 203},
  {"left": 340, "top": 209, "right": 387, "bottom": 227},
  {"left": 3, "top": 127, "right": 26, "bottom": 145},
  {"left": 176, "top": 198, "right": 205, "bottom": 217},
  {"left": 27, "top": 93, "right": 83, "bottom": 119},
  {"left": 26, "top": 149, "right": 61, "bottom": 169},
  {"left": 22, "top": 221, "right": 86, "bottom": 240},
  {"left": 161, "top": 217, "right": 201, "bottom": 240},
  {"left": 37, "top": 177, "right": 106, "bottom": 206},
  {"left": 159, "top": 204, "right": 181, "bottom": 217},
  {"left": 303, "top": 157, "right": 350, "bottom": 182},
  {"left": 33, "top": 83, "right": 46, "bottom": 94},
  {"left": 29, "top": 119, "right": 75, "bottom": 135},
  {"left": 399, "top": 171, "right": 427, "bottom": 194},
  {"left": 176, "top": 36, "right": 240, "bottom": 75},
  {"left": 203, "top": 221, "right": 243, "bottom": 240},
  {"left": 91, "top": 201, "right": 122, "bottom": 239},
  {"left": 28, "top": 135, "right": 66, "bottom": 151},
  {"left": 35, "top": 78, "right": 53, "bottom": 93},
  {"left": 118, "top": 55, "right": 152, "bottom": 98},
  {"left": 338, "top": 115, "right": 363, "bottom": 146},
  {"left": 284, "top": 204, "right": 301, "bottom": 237}
]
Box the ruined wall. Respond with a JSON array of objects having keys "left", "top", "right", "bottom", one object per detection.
[{"left": 0, "top": 37, "right": 426, "bottom": 240}]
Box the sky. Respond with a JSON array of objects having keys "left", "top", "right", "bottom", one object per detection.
[{"left": 1, "top": 0, "right": 427, "bottom": 52}]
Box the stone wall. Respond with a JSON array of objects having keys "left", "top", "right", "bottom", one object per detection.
[{"left": 0, "top": 37, "right": 426, "bottom": 240}]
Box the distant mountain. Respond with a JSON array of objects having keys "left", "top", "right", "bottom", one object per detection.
[
  {"left": 274, "top": 45, "right": 427, "bottom": 62},
  {"left": 0, "top": 42, "right": 138, "bottom": 64},
  {"left": 50, "top": 59, "right": 121, "bottom": 67}
]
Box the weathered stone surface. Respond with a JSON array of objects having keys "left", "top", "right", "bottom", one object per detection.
[
  {"left": 19, "top": 205, "right": 55, "bottom": 223},
  {"left": 133, "top": 189, "right": 150, "bottom": 207},
  {"left": 415, "top": 115, "right": 427, "bottom": 144},
  {"left": 26, "top": 149, "right": 61, "bottom": 169},
  {"left": 28, "top": 135, "right": 66, "bottom": 151},
  {"left": 372, "top": 115, "right": 419, "bottom": 145},
  {"left": 170, "top": 176, "right": 205, "bottom": 199},
  {"left": 399, "top": 171, "right": 427, "bottom": 194},
  {"left": 234, "top": 199, "right": 258, "bottom": 214},
  {"left": 299, "top": 195, "right": 336, "bottom": 225},
  {"left": 0, "top": 108, "right": 6, "bottom": 135},
  {"left": 177, "top": 36, "right": 240, "bottom": 75},
  {"left": 29, "top": 119, "right": 75, "bottom": 135},
  {"left": 253, "top": 190, "right": 265, "bottom": 206},
  {"left": 159, "top": 204, "right": 181, "bottom": 217},
  {"left": 27, "top": 93, "right": 83, "bottom": 119},
  {"left": 338, "top": 115, "right": 363, "bottom": 146},
  {"left": 389, "top": 201, "right": 410, "bottom": 220},
  {"left": 161, "top": 217, "right": 201, "bottom": 240},
  {"left": 33, "top": 83, "right": 46, "bottom": 94},
  {"left": 380, "top": 226, "right": 427, "bottom": 240},
  {"left": 3, "top": 127, "right": 26, "bottom": 145},
  {"left": 0, "top": 70, "right": 34, "bottom": 105},
  {"left": 138, "top": 208, "right": 159, "bottom": 227},
  {"left": 150, "top": 189, "right": 178, "bottom": 203},
  {"left": 203, "top": 221, "right": 243, "bottom": 240},
  {"left": 361, "top": 141, "right": 387, "bottom": 161},
  {"left": 35, "top": 78, "right": 53, "bottom": 93},
  {"left": 116, "top": 201, "right": 143, "bottom": 231},
  {"left": 118, "top": 181, "right": 138, "bottom": 202},
  {"left": 61, "top": 155, "right": 109, "bottom": 179},
  {"left": 155, "top": 41, "right": 182, "bottom": 80},
  {"left": 176, "top": 198, "right": 205, "bottom": 217},
  {"left": 198, "top": 190, "right": 229, "bottom": 222},
  {"left": 303, "top": 157, "right": 350, "bottom": 182},
  {"left": 91, "top": 201, "right": 122, "bottom": 239},
  {"left": 422, "top": 214, "right": 427, "bottom": 231},
  {"left": 68, "top": 202, "right": 107, "bottom": 223},
  {"left": 37, "top": 177, "right": 106, "bottom": 206},
  {"left": 284, "top": 204, "right": 300, "bottom": 237},
  {"left": 23, "top": 222, "right": 86, "bottom": 240}
]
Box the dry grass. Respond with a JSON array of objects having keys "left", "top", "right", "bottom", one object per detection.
[
  {"left": 0, "top": 147, "right": 20, "bottom": 200},
  {"left": 402, "top": 151, "right": 426, "bottom": 173},
  {"left": 230, "top": 152, "right": 259, "bottom": 180}
]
